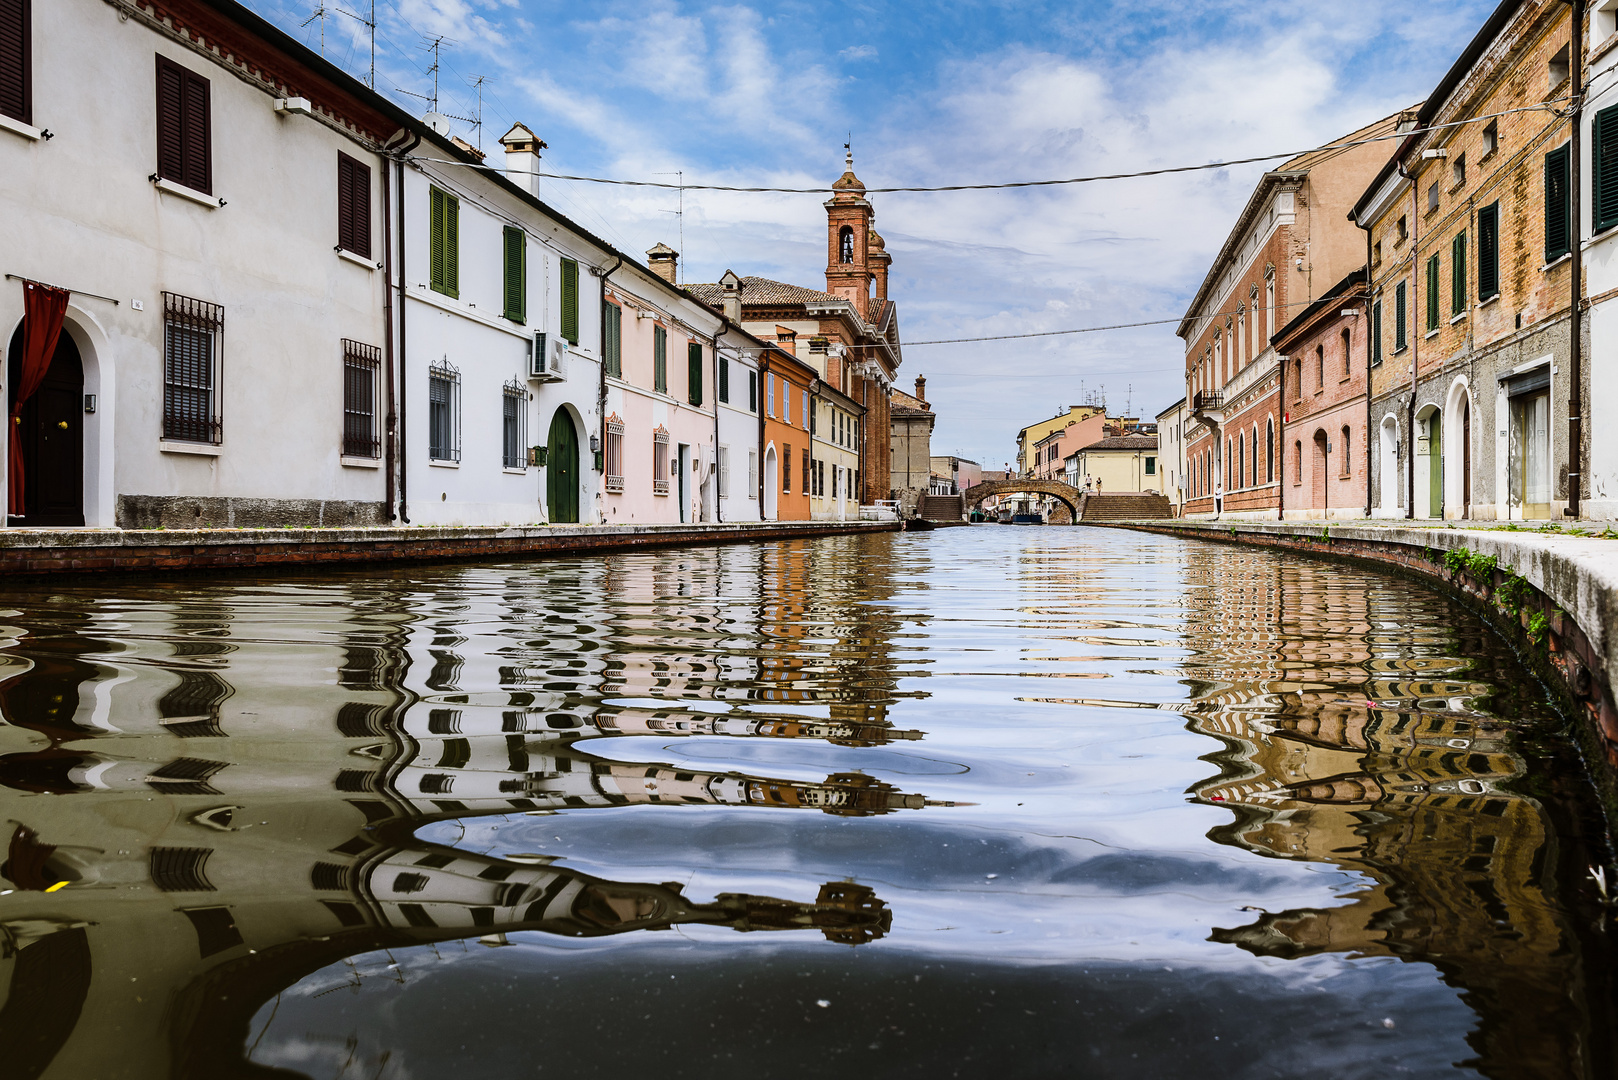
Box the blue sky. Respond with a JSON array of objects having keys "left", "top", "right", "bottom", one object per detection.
[{"left": 245, "top": 0, "right": 1497, "bottom": 467}]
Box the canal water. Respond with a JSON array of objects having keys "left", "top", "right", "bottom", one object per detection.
[{"left": 0, "top": 527, "right": 1612, "bottom": 1079}]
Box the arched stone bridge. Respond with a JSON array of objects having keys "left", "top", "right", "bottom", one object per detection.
[{"left": 962, "top": 478, "right": 1084, "bottom": 519}]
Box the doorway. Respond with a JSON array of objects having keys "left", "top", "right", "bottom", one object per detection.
[
  {"left": 7, "top": 323, "right": 84, "bottom": 527},
  {"left": 763, "top": 446, "right": 778, "bottom": 519},
  {"left": 546, "top": 408, "right": 579, "bottom": 523},
  {"left": 1416, "top": 407, "right": 1443, "bottom": 519},
  {"left": 1507, "top": 375, "right": 1550, "bottom": 519},
  {"left": 1312, "top": 430, "right": 1329, "bottom": 512},
  {"left": 677, "top": 443, "right": 690, "bottom": 523}
]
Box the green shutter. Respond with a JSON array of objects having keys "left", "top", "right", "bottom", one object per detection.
[
  {"left": 654, "top": 326, "right": 667, "bottom": 392},
  {"left": 718, "top": 355, "right": 729, "bottom": 403},
  {"left": 688, "top": 342, "right": 703, "bottom": 406},
  {"left": 1394, "top": 281, "right": 1406, "bottom": 351},
  {"left": 603, "top": 302, "right": 621, "bottom": 377},
  {"left": 503, "top": 226, "right": 525, "bottom": 323},
  {"left": 1451, "top": 232, "right": 1466, "bottom": 315},
  {"left": 560, "top": 258, "right": 579, "bottom": 344},
  {"left": 1425, "top": 253, "right": 1439, "bottom": 332},
  {"left": 430, "top": 186, "right": 460, "bottom": 298},
  {"left": 1478, "top": 202, "right": 1500, "bottom": 299},
  {"left": 1597, "top": 104, "right": 1618, "bottom": 233},
  {"left": 1545, "top": 144, "right": 1571, "bottom": 263},
  {"left": 1371, "top": 298, "right": 1383, "bottom": 364}
]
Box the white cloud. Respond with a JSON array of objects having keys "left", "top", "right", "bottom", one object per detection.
[{"left": 840, "top": 44, "right": 878, "bottom": 61}]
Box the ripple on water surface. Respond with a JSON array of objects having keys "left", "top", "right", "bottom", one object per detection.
[{"left": 0, "top": 527, "right": 1612, "bottom": 1079}]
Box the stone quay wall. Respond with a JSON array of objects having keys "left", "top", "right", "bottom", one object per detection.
[
  {"left": 0, "top": 521, "right": 900, "bottom": 578},
  {"left": 1090, "top": 518, "right": 1618, "bottom": 826}
]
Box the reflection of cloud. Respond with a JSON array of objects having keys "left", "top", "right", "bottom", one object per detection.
[{"left": 840, "top": 44, "right": 878, "bottom": 60}]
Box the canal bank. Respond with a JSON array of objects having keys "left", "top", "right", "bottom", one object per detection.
[
  {"left": 0, "top": 520, "right": 900, "bottom": 577},
  {"left": 1093, "top": 519, "right": 1618, "bottom": 825}
]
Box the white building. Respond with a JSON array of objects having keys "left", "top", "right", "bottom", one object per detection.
[
  {"left": 1584, "top": 4, "right": 1618, "bottom": 518},
  {"left": 1155, "top": 397, "right": 1188, "bottom": 515},
  {"left": 715, "top": 321, "right": 763, "bottom": 522}
]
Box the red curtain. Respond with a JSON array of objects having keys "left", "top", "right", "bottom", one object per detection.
[{"left": 8, "top": 282, "right": 70, "bottom": 517}]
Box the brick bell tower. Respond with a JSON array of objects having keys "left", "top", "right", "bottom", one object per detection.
[{"left": 825, "top": 148, "right": 874, "bottom": 319}]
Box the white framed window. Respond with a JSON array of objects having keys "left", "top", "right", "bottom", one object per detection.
[
  {"left": 718, "top": 445, "right": 729, "bottom": 498},
  {"left": 162, "top": 292, "right": 223, "bottom": 444},
  {"left": 653, "top": 427, "right": 670, "bottom": 495},
  {"left": 428, "top": 359, "right": 461, "bottom": 462},
  {"left": 748, "top": 449, "right": 758, "bottom": 496},
  {"left": 605, "top": 416, "right": 624, "bottom": 492},
  {"left": 502, "top": 380, "right": 529, "bottom": 469}
]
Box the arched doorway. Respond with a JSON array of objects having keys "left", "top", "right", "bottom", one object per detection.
[
  {"left": 763, "top": 446, "right": 778, "bottom": 519},
  {"left": 1311, "top": 430, "right": 1329, "bottom": 511},
  {"left": 546, "top": 408, "right": 579, "bottom": 523},
  {"left": 7, "top": 322, "right": 84, "bottom": 526},
  {"left": 1379, "top": 415, "right": 1400, "bottom": 513},
  {"left": 1415, "top": 405, "right": 1442, "bottom": 519}
]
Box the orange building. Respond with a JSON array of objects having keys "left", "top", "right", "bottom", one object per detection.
[{"left": 758, "top": 344, "right": 818, "bottom": 520}]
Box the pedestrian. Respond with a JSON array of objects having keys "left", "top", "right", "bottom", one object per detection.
[{"left": 1096, "top": 477, "right": 1103, "bottom": 492}]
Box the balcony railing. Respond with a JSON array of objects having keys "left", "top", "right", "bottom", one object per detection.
[{"left": 1192, "top": 390, "right": 1224, "bottom": 412}]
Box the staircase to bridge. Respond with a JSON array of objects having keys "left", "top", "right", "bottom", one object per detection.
[
  {"left": 1076, "top": 492, "right": 1175, "bottom": 521},
  {"left": 917, "top": 494, "right": 965, "bottom": 522}
]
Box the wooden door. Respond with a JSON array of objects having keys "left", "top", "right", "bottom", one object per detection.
[
  {"left": 546, "top": 409, "right": 578, "bottom": 524},
  {"left": 7, "top": 326, "right": 83, "bottom": 526},
  {"left": 1428, "top": 411, "right": 1444, "bottom": 519}
]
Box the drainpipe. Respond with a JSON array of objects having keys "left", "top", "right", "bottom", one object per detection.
[
  {"left": 597, "top": 254, "right": 624, "bottom": 524},
  {"left": 392, "top": 132, "right": 421, "bottom": 524},
  {"left": 1364, "top": 228, "right": 1374, "bottom": 519},
  {"left": 1568, "top": 0, "right": 1586, "bottom": 518},
  {"left": 1397, "top": 157, "right": 1418, "bottom": 519},
  {"left": 712, "top": 324, "right": 724, "bottom": 523},
  {"left": 381, "top": 150, "right": 396, "bottom": 520}
]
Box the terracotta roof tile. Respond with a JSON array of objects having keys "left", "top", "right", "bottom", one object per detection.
[{"left": 684, "top": 277, "right": 842, "bottom": 309}]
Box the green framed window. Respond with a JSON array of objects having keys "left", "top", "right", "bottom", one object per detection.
[
  {"left": 1425, "top": 253, "right": 1439, "bottom": 332},
  {"left": 687, "top": 342, "right": 703, "bottom": 406},
  {"left": 1478, "top": 202, "right": 1500, "bottom": 300},
  {"left": 502, "top": 226, "right": 525, "bottom": 323},
  {"left": 560, "top": 258, "right": 579, "bottom": 344},
  {"left": 429, "top": 186, "right": 458, "bottom": 298},
  {"left": 1451, "top": 232, "right": 1467, "bottom": 316},
  {"left": 1394, "top": 280, "right": 1407, "bottom": 352},
  {"left": 718, "top": 355, "right": 729, "bottom": 403},
  {"left": 654, "top": 326, "right": 667, "bottom": 393},
  {"left": 1596, "top": 104, "right": 1618, "bottom": 234},
  {"left": 1371, "top": 297, "right": 1383, "bottom": 365},
  {"left": 1545, "top": 143, "right": 1571, "bottom": 263},
  {"left": 603, "top": 301, "right": 621, "bottom": 377}
]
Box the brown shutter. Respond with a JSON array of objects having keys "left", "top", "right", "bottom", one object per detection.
[
  {"left": 182, "top": 68, "right": 210, "bottom": 193},
  {"left": 337, "top": 154, "right": 371, "bottom": 258},
  {"left": 337, "top": 156, "right": 354, "bottom": 252},
  {"left": 0, "top": 0, "right": 29, "bottom": 125},
  {"left": 156, "top": 57, "right": 185, "bottom": 183}
]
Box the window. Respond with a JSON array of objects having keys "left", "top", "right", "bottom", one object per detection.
[
  {"left": 605, "top": 417, "right": 624, "bottom": 492},
  {"left": 1236, "top": 433, "right": 1244, "bottom": 489},
  {"left": 559, "top": 258, "right": 579, "bottom": 344},
  {"left": 803, "top": 451, "right": 810, "bottom": 494},
  {"left": 653, "top": 428, "right": 670, "bottom": 494},
  {"left": 503, "top": 227, "right": 526, "bottom": 323},
  {"left": 1396, "top": 215, "right": 1408, "bottom": 243},
  {"left": 1425, "top": 253, "right": 1440, "bottom": 331},
  {"left": 1340, "top": 329, "right": 1352, "bottom": 377},
  {"left": 1265, "top": 419, "right": 1275, "bottom": 483},
  {"left": 1545, "top": 144, "right": 1571, "bottom": 263},
  {"left": 1394, "top": 280, "right": 1407, "bottom": 351},
  {"left": 653, "top": 326, "right": 668, "bottom": 393},
  {"left": 802, "top": 387, "right": 810, "bottom": 429},
  {"left": 429, "top": 186, "right": 459, "bottom": 298},
  {"left": 0, "top": 0, "right": 30, "bottom": 124},
  {"left": 839, "top": 225, "right": 854, "bottom": 263},
  {"left": 337, "top": 154, "right": 372, "bottom": 258},
  {"left": 428, "top": 359, "right": 460, "bottom": 462},
  {"left": 502, "top": 380, "right": 528, "bottom": 469},
  {"left": 163, "top": 292, "right": 222, "bottom": 444},
  {"left": 1451, "top": 232, "right": 1467, "bottom": 315},
  {"left": 603, "top": 301, "right": 622, "bottom": 377},
  {"left": 156, "top": 56, "right": 211, "bottom": 194},
  {"left": 783, "top": 380, "right": 792, "bottom": 423},
  {"left": 1145, "top": 456, "right": 1156, "bottom": 475},
  {"left": 687, "top": 342, "right": 703, "bottom": 406},
  {"left": 1372, "top": 240, "right": 1382, "bottom": 265},
  {"left": 810, "top": 401, "right": 818, "bottom": 436},
  {"left": 1478, "top": 202, "right": 1500, "bottom": 300},
  {"left": 718, "top": 356, "right": 729, "bottom": 403},
  {"left": 1428, "top": 183, "right": 1440, "bottom": 213},
  {"left": 748, "top": 369, "right": 758, "bottom": 412},
  {"left": 1371, "top": 297, "right": 1383, "bottom": 365},
  {"left": 1265, "top": 275, "right": 1276, "bottom": 339},
  {"left": 748, "top": 449, "right": 758, "bottom": 495},
  {"left": 718, "top": 445, "right": 729, "bottom": 497},
  {"left": 1340, "top": 425, "right": 1352, "bottom": 478},
  {"left": 1316, "top": 344, "right": 1324, "bottom": 389},
  {"left": 342, "top": 339, "right": 380, "bottom": 458},
  {"left": 783, "top": 444, "right": 792, "bottom": 492},
  {"left": 1452, "top": 153, "right": 1466, "bottom": 189},
  {"left": 1598, "top": 104, "right": 1618, "bottom": 234},
  {"left": 767, "top": 372, "right": 776, "bottom": 416},
  {"left": 1549, "top": 43, "right": 1569, "bottom": 90},
  {"left": 1294, "top": 441, "right": 1303, "bottom": 483},
  {"left": 1251, "top": 425, "right": 1260, "bottom": 487},
  {"left": 1482, "top": 119, "right": 1499, "bottom": 158},
  {"left": 1293, "top": 355, "right": 1303, "bottom": 400}
]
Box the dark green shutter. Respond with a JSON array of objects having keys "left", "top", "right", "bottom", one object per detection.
[
  {"left": 1371, "top": 298, "right": 1382, "bottom": 364},
  {"left": 1478, "top": 202, "right": 1499, "bottom": 299},
  {"left": 718, "top": 355, "right": 729, "bottom": 403},
  {"left": 1597, "top": 105, "right": 1618, "bottom": 233},
  {"left": 1394, "top": 281, "right": 1406, "bottom": 351},
  {"left": 1451, "top": 232, "right": 1466, "bottom": 315},
  {"left": 503, "top": 227, "right": 525, "bottom": 323},
  {"left": 1545, "top": 144, "right": 1571, "bottom": 263},
  {"left": 430, "top": 186, "right": 460, "bottom": 298},
  {"left": 749, "top": 370, "right": 757, "bottom": 412},
  {"left": 1425, "top": 254, "right": 1439, "bottom": 332},
  {"left": 654, "top": 326, "right": 667, "bottom": 392},
  {"left": 603, "top": 302, "right": 621, "bottom": 377},
  {"left": 560, "top": 258, "right": 579, "bottom": 344},
  {"left": 688, "top": 342, "right": 703, "bottom": 406}
]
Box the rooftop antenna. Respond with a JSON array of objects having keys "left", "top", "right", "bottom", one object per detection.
[
  {"left": 464, "top": 74, "right": 489, "bottom": 151},
  {"left": 1126, "top": 383, "right": 1132, "bottom": 416},
  {"left": 335, "top": 1, "right": 377, "bottom": 88},
  {"left": 397, "top": 36, "right": 453, "bottom": 113},
  {"left": 654, "top": 171, "right": 685, "bottom": 282},
  {"left": 301, "top": 4, "right": 329, "bottom": 57}
]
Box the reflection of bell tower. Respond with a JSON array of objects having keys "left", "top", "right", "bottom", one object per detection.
[{"left": 825, "top": 147, "right": 874, "bottom": 319}]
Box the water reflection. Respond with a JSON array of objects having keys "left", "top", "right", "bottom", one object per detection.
[{"left": 0, "top": 531, "right": 1611, "bottom": 1079}]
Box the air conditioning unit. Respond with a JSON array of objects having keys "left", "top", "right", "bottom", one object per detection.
[{"left": 529, "top": 331, "right": 567, "bottom": 381}]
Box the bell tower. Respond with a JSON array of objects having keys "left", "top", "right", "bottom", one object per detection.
[{"left": 825, "top": 147, "right": 874, "bottom": 319}]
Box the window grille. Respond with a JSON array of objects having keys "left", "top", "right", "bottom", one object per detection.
[
  {"left": 718, "top": 445, "right": 729, "bottom": 497},
  {"left": 783, "top": 444, "right": 791, "bottom": 492},
  {"left": 803, "top": 450, "right": 810, "bottom": 494},
  {"left": 502, "top": 380, "right": 529, "bottom": 469},
  {"left": 162, "top": 292, "right": 223, "bottom": 444},
  {"left": 428, "top": 359, "right": 461, "bottom": 462},
  {"left": 342, "top": 339, "right": 381, "bottom": 458},
  {"left": 605, "top": 416, "right": 625, "bottom": 492},
  {"left": 653, "top": 427, "right": 670, "bottom": 494},
  {"left": 748, "top": 450, "right": 758, "bottom": 496}
]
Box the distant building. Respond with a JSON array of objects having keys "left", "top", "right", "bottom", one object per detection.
[
  {"left": 889, "top": 376, "right": 935, "bottom": 501},
  {"left": 1015, "top": 405, "right": 1105, "bottom": 477},
  {"left": 929, "top": 455, "right": 981, "bottom": 493},
  {"left": 1156, "top": 398, "right": 1188, "bottom": 514},
  {"left": 1065, "top": 434, "right": 1160, "bottom": 494}
]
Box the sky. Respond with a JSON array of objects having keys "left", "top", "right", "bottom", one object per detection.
[{"left": 244, "top": 0, "right": 1498, "bottom": 468}]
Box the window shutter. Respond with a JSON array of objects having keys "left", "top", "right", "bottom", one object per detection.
[
  {"left": 603, "top": 302, "right": 621, "bottom": 377},
  {"left": 749, "top": 370, "right": 757, "bottom": 412},
  {"left": 503, "top": 227, "right": 525, "bottom": 323},
  {"left": 337, "top": 157, "right": 355, "bottom": 253},
  {"left": 560, "top": 258, "right": 579, "bottom": 343},
  {"left": 653, "top": 326, "right": 667, "bottom": 392},
  {"left": 429, "top": 187, "right": 460, "bottom": 298},
  {"left": 688, "top": 342, "right": 702, "bottom": 406},
  {"left": 1451, "top": 232, "right": 1466, "bottom": 315},
  {"left": 1371, "top": 299, "right": 1382, "bottom": 364},
  {"left": 1545, "top": 144, "right": 1571, "bottom": 263},
  {"left": 156, "top": 57, "right": 185, "bottom": 184},
  {"left": 181, "top": 68, "right": 211, "bottom": 193},
  {"left": 1598, "top": 105, "right": 1618, "bottom": 234},
  {"left": 1394, "top": 281, "right": 1406, "bottom": 350},
  {"left": 1478, "top": 202, "right": 1499, "bottom": 299},
  {"left": 337, "top": 155, "right": 371, "bottom": 259},
  {"left": 0, "top": 0, "right": 29, "bottom": 124},
  {"left": 718, "top": 356, "right": 729, "bottom": 403},
  {"left": 1425, "top": 254, "right": 1439, "bottom": 331}
]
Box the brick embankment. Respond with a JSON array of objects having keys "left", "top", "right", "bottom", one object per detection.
[
  {"left": 0, "top": 520, "right": 899, "bottom": 578},
  {"left": 1093, "top": 518, "right": 1618, "bottom": 825}
]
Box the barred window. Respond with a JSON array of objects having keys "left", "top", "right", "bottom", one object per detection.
[
  {"left": 783, "top": 444, "right": 791, "bottom": 492},
  {"left": 428, "top": 359, "right": 460, "bottom": 462},
  {"left": 605, "top": 416, "right": 625, "bottom": 492},
  {"left": 718, "top": 445, "right": 729, "bottom": 498},
  {"left": 163, "top": 292, "right": 223, "bottom": 444},
  {"left": 748, "top": 449, "right": 757, "bottom": 496},
  {"left": 652, "top": 427, "right": 670, "bottom": 495},
  {"left": 342, "top": 340, "right": 380, "bottom": 458},
  {"left": 502, "top": 380, "right": 529, "bottom": 469}
]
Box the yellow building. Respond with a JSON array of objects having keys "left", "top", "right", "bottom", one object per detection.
[
  {"left": 1015, "top": 404, "right": 1105, "bottom": 476},
  {"left": 1064, "top": 433, "right": 1160, "bottom": 493}
]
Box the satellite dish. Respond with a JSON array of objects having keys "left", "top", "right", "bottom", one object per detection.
[{"left": 422, "top": 112, "right": 452, "bottom": 136}]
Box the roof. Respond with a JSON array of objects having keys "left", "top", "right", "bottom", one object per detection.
[
  {"left": 685, "top": 277, "right": 841, "bottom": 309},
  {"left": 1155, "top": 396, "right": 1187, "bottom": 419},
  {"left": 890, "top": 387, "right": 930, "bottom": 414},
  {"left": 1076, "top": 434, "right": 1158, "bottom": 453}
]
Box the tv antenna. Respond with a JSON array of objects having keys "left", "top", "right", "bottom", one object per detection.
[
  {"left": 334, "top": 1, "right": 378, "bottom": 88},
  {"left": 397, "top": 37, "right": 478, "bottom": 143},
  {"left": 654, "top": 170, "right": 685, "bottom": 281},
  {"left": 300, "top": 4, "right": 329, "bottom": 57}
]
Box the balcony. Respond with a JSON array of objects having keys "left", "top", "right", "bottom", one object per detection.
[{"left": 1192, "top": 390, "right": 1223, "bottom": 412}]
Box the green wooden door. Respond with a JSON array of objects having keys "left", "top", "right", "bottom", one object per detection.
[
  {"left": 1428, "top": 411, "right": 1443, "bottom": 519},
  {"left": 547, "top": 409, "right": 579, "bottom": 523}
]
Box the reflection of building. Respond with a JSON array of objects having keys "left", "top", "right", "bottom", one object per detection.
[
  {"left": 1177, "top": 545, "right": 1610, "bottom": 1075},
  {"left": 0, "top": 544, "right": 929, "bottom": 1079}
]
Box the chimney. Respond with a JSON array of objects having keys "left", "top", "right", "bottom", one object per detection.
[
  {"left": 499, "top": 122, "right": 547, "bottom": 196},
  {"left": 914, "top": 374, "right": 927, "bottom": 407},
  {"left": 719, "top": 269, "right": 743, "bottom": 322},
  {"left": 647, "top": 243, "right": 679, "bottom": 284}
]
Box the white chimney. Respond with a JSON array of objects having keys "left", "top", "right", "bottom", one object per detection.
[
  {"left": 719, "top": 269, "right": 743, "bottom": 322},
  {"left": 498, "top": 122, "right": 546, "bottom": 196}
]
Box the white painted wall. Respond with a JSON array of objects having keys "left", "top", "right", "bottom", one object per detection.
[
  {"left": 716, "top": 330, "right": 761, "bottom": 521},
  {"left": 1584, "top": 6, "right": 1618, "bottom": 518}
]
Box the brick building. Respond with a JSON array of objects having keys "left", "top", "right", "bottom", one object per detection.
[
  {"left": 1273, "top": 269, "right": 1371, "bottom": 518},
  {"left": 1179, "top": 111, "right": 1406, "bottom": 519},
  {"left": 1351, "top": 1, "right": 1576, "bottom": 521}
]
